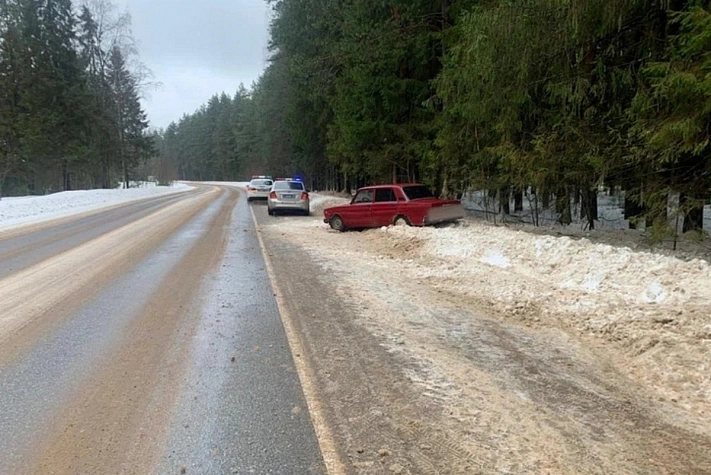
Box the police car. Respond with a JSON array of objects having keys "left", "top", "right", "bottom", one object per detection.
[
  {"left": 267, "top": 177, "right": 310, "bottom": 216},
  {"left": 246, "top": 176, "right": 273, "bottom": 201}
]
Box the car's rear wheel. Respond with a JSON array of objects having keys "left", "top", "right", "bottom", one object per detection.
[
  {"left": 329, "top": 215, "right": 346, "bottom": 232},
  {"left": 393, "top": 215, "right": 410, "bottom": 227}
]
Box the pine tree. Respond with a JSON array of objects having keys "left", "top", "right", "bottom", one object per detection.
[
  {"left": 107, "top": 46, "right": 149, "bottom": 188},
  {"left": 17, "top": 0, "right": 92, "bottom": 191},
  {"left": 0, "top": 2, "right": 24, "bottom": 197}
]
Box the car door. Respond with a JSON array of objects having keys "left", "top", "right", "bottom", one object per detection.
[
  {"left": 372, "top": 188, "right": 398, "bottom": 226},
  {"left": 345, "top": 189, "right": 374, "bottom": 227}
]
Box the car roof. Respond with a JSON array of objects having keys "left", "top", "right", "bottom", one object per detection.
[
  {"left": 359, "top": 183, "right": 424, "bottom": 189},
  {"left": 272, "top": 180, "right": 305, "bottom": 186}
]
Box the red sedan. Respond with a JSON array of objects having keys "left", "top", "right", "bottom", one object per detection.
[{"left": 323, "top": 184, "right": 465, "bottom": 232}]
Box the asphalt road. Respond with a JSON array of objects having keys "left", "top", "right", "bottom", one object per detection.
[{"left": 0, "top": 185, "right": 325, "bottom": 474}]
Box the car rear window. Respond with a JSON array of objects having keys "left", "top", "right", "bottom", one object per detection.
[
  {"left": 375, "top": 188, "right": 397, "bottom": 202},
  {"left": 402, "top": 185, "right": 434, "bottom": 200},
  {"left": 274, "top": 181, "right": 304, "bottom": 190},
  {"left": 251, "top": 179, "right": 273, "bottom": 186}
]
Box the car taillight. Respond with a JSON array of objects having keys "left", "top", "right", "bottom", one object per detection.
[
  {"left": 247, "top": 186, "right": 254, "bottom": 191},
  {"left": 269, "top": 191, "right": 277, "bottom": 199},
  {"left": 300, "top": 192, "right": 308, "bottom": 200}
]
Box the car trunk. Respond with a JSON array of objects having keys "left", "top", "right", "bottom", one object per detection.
[
  {"left": 425, "top": 202, "right": 465, "bottom": 224},
  {"left": 407, "top": 197, "right": 458, "bottom": 205},
  {"left": 274, "top": 190, "right": 305, "bottom": 202}
]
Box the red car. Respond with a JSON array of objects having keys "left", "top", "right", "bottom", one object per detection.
[{"left": 323, "top": 184, "right": 465, "bottom": 231}]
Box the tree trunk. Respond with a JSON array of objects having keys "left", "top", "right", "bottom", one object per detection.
[
  {"left": 342, "top": 172, "right": 350, "bottom": 194},
  {"left": 681, "top": 193, "right": 704, "bottom": 232},
  {"left": 62, "top": 161, "right": 72, "bottom": 191},
  {"left": 0, "top": 159, "right": 10, "bottom": 199},
  {"left": 624, "top": 192, "right": 644, "bottom": 229},
  {"left": 499, "top": 187, "right": 510, "bottom": 215},
  {"left": 122, "top": 151, "right": 129, "bottom": 189},
  {"left": 556, "top": 188, "right": 572, "bottom": 225},
  {"left": 514, "top": 188, "right": 523, "bottom": 212},
  {"left": 645, "top": 194, "right": 667, "bottom": 228},
  {"left": 581, "top": 188, "right": 598, "bottom": 230}
]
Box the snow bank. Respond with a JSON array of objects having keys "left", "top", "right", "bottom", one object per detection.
[
  {"left": 395, "top": 223, "right": 711, "bottom": 308},
  {"left": 370, "top": 222, "right": 711, "bottom": 411},
  {"left": 0, "top": 182, "right": 193, "bottom": 231},
  {"left": 274, "top": 215, "right": 711, "bottom": 414},
  {"left": 309, "top": 193, "right": 351, "bottom": 214},
  {"left": 201, "top": 181, "right": 249, "bottom": 188}
]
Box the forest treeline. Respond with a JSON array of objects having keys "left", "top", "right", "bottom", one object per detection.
[
  {"left": 163, "top": 0, "right": 711, "bottom": 231},
  {"left": 65, "top": 1, "right": 711, "bottom": 232},
  {"left": 0, "top": 0, "right": 151, "bottom": 196}
]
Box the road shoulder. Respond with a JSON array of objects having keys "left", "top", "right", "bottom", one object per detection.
[{"left": 253, "top": 206, "right": 711, "bottom": 474}]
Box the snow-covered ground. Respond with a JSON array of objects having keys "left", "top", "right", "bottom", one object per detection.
[
  {"left": 462, "top": 188, "right": 711, "bottom": 231},
  {"left": 262, "top": 193, "right": 711, "bottom": 421},
  {"left": 0, "top": 182, "right": 193, "bottom": 231}
]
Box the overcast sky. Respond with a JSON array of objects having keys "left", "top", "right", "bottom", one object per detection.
[{"left": 123, "top": 0, "right": 271, "bottom": 129}]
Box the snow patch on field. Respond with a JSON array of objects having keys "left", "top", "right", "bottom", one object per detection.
[{"left": 0, "top": 182, "right": 193, "bottom": 231}]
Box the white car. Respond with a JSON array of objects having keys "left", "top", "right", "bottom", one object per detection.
[
  {"left": 246, "top": 177, "right": 273, "bottom": 201},
  {"left": 267, "top": 179, "right": 310, "bottom": 216}
]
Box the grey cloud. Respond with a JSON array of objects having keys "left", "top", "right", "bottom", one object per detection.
[{"left": 124, "top": 0, "right": 270, "bottom": 128}]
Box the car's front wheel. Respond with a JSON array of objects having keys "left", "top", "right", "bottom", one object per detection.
[{"left": 329, "top": 215, "right": 346, "bottom": 232}]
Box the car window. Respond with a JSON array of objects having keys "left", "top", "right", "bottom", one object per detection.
[
  {"left": 374, "top": 188, "right": 397, "bottom": 202},
  {"left": 274, "top": 181, "right": 304, "bottom": 190},
  {"left": 251, "top": 179, "right": 272, "bottom": 186},
  {"left": 353, "top": 190, "right": 374, "bottom": 203},
  {"left": 402, "top": 185, "right": 434, "bottom": 200}
]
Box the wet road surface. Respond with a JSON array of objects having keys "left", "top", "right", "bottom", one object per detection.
[{"left": 0, "top": 185, "right": 325, "bottom": 474}]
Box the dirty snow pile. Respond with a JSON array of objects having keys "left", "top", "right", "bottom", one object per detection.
[
  {"left": 397, "top": 223, "right": 711, "bottom": 309},
  {"left": 309, "top": 193, "right": 351, "bottom": 214},
  {"left": 280, "top": 215, "right": 711, "bottom": 414},
  {"left": 368, "top": 222, "right": 711, "bottom": 411},
  {"left": 0, "top": 182, "right": 193, "bottom": 231}
]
